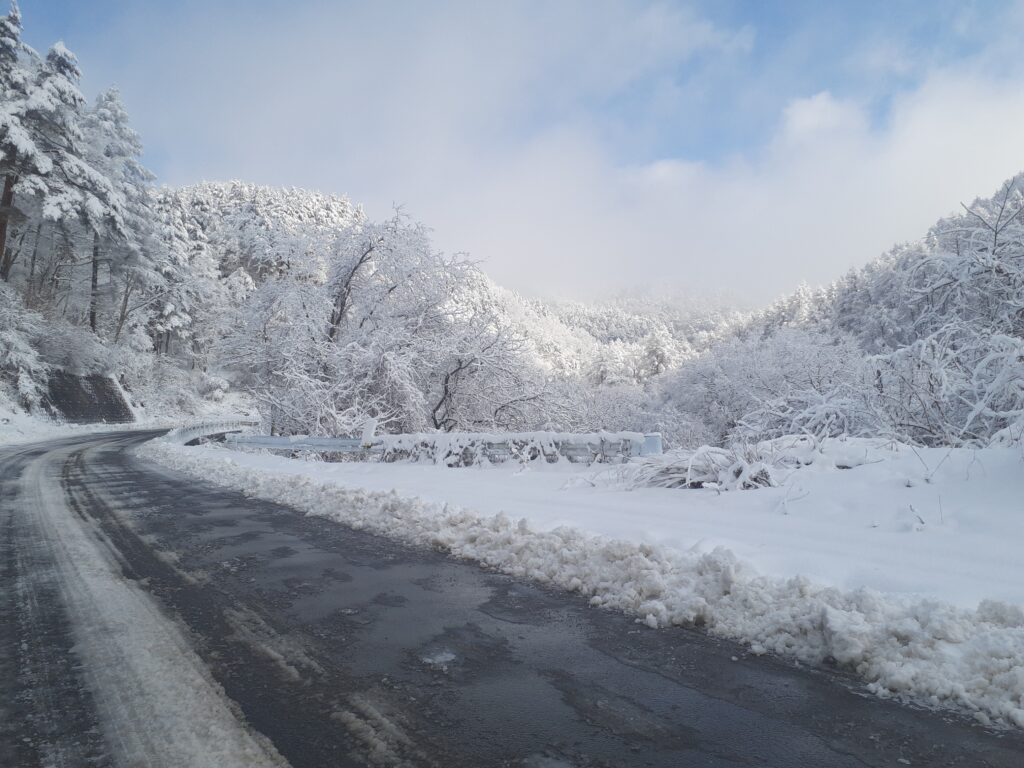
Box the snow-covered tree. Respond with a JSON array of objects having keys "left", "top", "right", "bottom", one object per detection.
[
  {"left": 668, "top": 327, "right": 868, "bottom": 444},
  {"left": 0, "top": 281, "right": 46, "bottom": 407},
  {"left": 80, "top": 88, "right": 161, "bottom": 338},
  {"left": 0, "top": 1, "right": 48, "bottom": 282}
]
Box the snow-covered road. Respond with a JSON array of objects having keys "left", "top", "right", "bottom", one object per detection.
[{"left": 2, "top": 431, "right": 1022, "bottom": 767}]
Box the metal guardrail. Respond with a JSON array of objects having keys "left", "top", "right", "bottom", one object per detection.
[
  {"left": 224, "top": 431, "right": 663, "bottom": 462},
  {"left": 224, "top": 434, "right": 366, "bottom": 451}
]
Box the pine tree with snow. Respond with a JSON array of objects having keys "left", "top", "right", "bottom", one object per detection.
[
  {"left": 0, "top": 0, "right": 49, "bottom": 282},
  {"left": 81, "top": 87, "right": 160, "bottom": 339},
  {"left": 29, "top": 43, "right": 127, "bottom": 331}
]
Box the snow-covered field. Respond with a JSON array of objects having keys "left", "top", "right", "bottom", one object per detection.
[{"left": 140, "top": 436, "right": 1024, "bottom": 728}]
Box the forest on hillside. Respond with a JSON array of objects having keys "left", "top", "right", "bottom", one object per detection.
[{"left": 2, "top": 4, "right": 1023, "bottom": 449}]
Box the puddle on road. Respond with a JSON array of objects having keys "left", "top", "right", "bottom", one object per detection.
[
  {"left": 421, "top": 649, "right": 457, "bottom": 666},
  {"left": 521, "top": 756, "right": 578, "bottom": 768}
]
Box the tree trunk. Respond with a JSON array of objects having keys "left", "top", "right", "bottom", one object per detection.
[
  {"left": 25, "top": 223, "right": 41, "bottom": 304},
  {"left": 113, "top": 273, "right": 134, "bottom": 342},
  {"left": 0, "top": 174, "right": 18, "bottom": 281},
  {"left": 89, "top": 230, "right": 101, "bottom": 332},
  {"left": 327, "top": 242, "right": 376, "bottom": 343}
]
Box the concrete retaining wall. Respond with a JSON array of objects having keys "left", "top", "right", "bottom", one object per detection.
[{"left": 43, "top": 371, "right": 134, "bottom": 424}]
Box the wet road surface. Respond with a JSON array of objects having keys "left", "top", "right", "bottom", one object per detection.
[{"left": 2, "top": 430, "right": 1023, "bottom": 767}]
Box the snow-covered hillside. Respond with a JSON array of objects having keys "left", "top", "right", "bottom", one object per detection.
[{"left": 5, "top": 0, "right": 1024, "bottom": 451}]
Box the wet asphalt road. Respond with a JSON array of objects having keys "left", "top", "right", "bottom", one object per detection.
[{"left": 2, "top": 430, "right": 1023, "bottom": 767}]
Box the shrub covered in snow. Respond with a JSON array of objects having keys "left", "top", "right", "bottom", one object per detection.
[{"left": 618, "top": 443, "right": 782, "bottom": 490}]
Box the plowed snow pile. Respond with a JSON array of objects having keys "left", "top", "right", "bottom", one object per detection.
[{"left": 139, "top": 436, "right": 1024, "bottom": 728}]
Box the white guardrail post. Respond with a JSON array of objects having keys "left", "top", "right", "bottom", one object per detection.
[{"left": 640, "top": 433, "right": 663, "bottom": 456}]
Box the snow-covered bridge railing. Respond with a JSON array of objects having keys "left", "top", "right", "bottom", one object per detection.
[
  {"left": 224, "top": 430, "right": 663, "bottom": 465},
  {"left": 162, "top": 419, "right": 260, "bottom": 445}
]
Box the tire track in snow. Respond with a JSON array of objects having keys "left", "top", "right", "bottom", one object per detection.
[
  {"left": 60, "top": 435, "right": 394, "bottom": 768},
  {"left": 14, "top": 438, "right": 288, "bottom": 768},
  {"left": 0, "top": 441, "right": 109, "bottom": 768}
]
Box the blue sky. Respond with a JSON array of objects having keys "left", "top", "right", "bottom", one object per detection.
[{"left": 16, "top": 0, "right": 1024, "bottom": 301}]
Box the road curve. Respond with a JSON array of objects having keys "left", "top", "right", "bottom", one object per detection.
[{"left": 1, "top": 430, "right": 1022, "bottom": 767}]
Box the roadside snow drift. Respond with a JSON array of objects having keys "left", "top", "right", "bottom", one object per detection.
[{"left": 139, "top": 437, "right": 1024, "bottom": 729}]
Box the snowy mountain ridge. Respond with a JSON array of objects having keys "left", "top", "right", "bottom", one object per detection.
[{"left": 2, "top": 1, "right": 1024, "bottom": 449}]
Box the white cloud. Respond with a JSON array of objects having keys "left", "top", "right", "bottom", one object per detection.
[
  {"left": 416, "top": 68, "right": 1024, "bottom": 300},
  {"left": 853, "top": 39, "right": 919, "bottom": 79},
  {"left": 62, "top": 0, "right": 1024, "bottom": 303},
  {"left": 778, "top": 91, "right": 866, "bottom": 143}
]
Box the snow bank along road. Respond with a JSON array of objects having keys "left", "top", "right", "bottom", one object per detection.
[{"left": 2, "top": 432, "right": 1022, "bottom": 767}]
